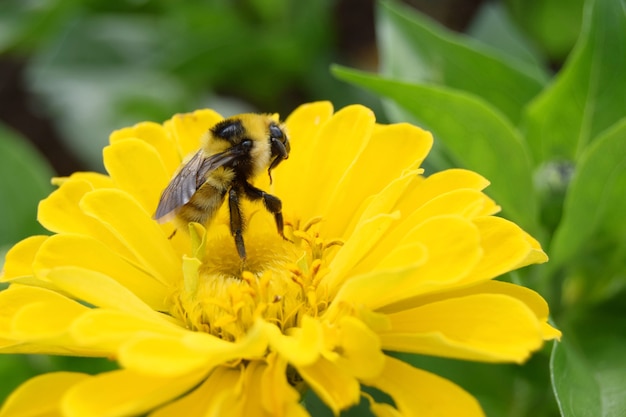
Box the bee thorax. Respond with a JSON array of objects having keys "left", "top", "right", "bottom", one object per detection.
[{"left": 249, "top": 138, "right": 272, "bottom": 176}]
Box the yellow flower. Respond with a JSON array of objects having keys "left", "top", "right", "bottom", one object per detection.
[{"left": 0, "top": 102, "right": 559, "bottom": 417}]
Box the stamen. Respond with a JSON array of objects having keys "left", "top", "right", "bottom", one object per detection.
[
  {"left": 302, "top": 216, "right": 323, "bottom": 232},
  {"left": 324, "top": 239, "right": 344, "bottom": 250}
]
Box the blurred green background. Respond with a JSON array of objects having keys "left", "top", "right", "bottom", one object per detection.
[{"left": 4, "top": 1, "right": 624, "bottom": 417}]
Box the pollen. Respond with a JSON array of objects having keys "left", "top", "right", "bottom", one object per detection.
[{"left": 168, "top": 212, "right": 343, "bottom": 342}]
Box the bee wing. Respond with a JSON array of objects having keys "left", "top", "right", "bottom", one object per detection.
[
  {"left": 154, "top": 150, "right": 205, "bottom": 222},
  {"left": 154, "top": 149, "right": 242, "bottom": 222}
]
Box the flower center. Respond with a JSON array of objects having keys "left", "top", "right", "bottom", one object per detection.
[{"left": 168, "top": 212, "right": 343, "bottom": 342}]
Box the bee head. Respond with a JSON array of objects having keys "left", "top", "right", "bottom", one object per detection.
[
  {"left": 266, "top": 122, "right": 290, "bottom": 184},
  {"left": 269, "top": 123, "right": 290, "bottom": 159}
]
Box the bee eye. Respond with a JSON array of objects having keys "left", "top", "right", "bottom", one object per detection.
[
  {"left": 240, "top": 139, "right": 253, "bottom": 151},
  {"left": 269, "top": 124, "right": 284, "bottom": 140}
]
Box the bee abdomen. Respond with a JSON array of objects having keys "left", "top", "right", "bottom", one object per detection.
[{"left": 177, "top": 184, "right": 226, "bottom": 225}]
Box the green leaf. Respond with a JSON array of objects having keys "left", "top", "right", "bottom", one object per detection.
[
  {"left": 0, "top": 355, "right": 42, "bottom": 403},
  {"left": 549, "top": 119, "right": 626, "bottom": 272},
  {"left": 0, "top": 124, "right": 53, "bottom": 247},
  {"left": 0, "top": 0, "right": 79, "bottom": 53},
  {"left": 523, "top": 0, "right": 626, "bottom": 165},
  {"left": 333, "top": 66, "right": 540, "bottom": 236},
  {"left": 377, "top": 0, "right": 548, "bottom": 125},
  {"left": 467, "top": 2, "right": 548, "bottom": 72},
  {"left": 551, "top": 312, "right": 626, "bottom": 417},
  {"left": 505, "top": 0, "right": 585, "bottom": 61}
]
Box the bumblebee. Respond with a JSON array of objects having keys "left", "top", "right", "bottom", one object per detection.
[{"left": 154, "top": 114, "right": 290, "bottom": 261}]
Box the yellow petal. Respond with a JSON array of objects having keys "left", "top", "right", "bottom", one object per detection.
[
  {"left": 52, "top": 172, "right": 114, "bottom": 189},
  {"left": 374, "top": 214, "right": 481, "bottom": 284},
  {"left": 420, "top": 280, "right": 561, "bottom": 341},
  {"left": 164, "top": 109, "right": 223, "bottom": 157},
  {"left": 296, "top": 355, "right": 360, "bottom": 415},
  {"left": 368, "top": 401, "right": 403, "bottom": 417},
  {"left": 461, "top": 216, "right": 547, "bottom": 285},
  {"left": 334, "top": 315, "right": 385, "bottom": 379},
  {"left": 364, "top": 356, "right": 485, "bottom": 417},
  {"left": 541, "top": 322, "right": 562, "bottom": 341},
  {"left": 405, "top": 188, "right": 498, "bottom": 223},
  {"left": 283, "top": 101, "right": 333, "bottom": 145},
  {"left": 263, "top": 316, "right": 323, "bottom": 366},
  {"left": 380, "top": 293, "right": 544, "bottom": 363},
  {"left": 217, "top": 359, "right": 308, "bottom": 417},
  {"left": 325, "top": 212, "right": 400, "bottom": 293},
  {"left": 119, "top": 324, "right": 268, "bottom": 377},
  {"left": 0, "top": 286, "right": 59, "bottom": 330},
  {"left": 374, "top": 185, "right": 498, "bottom": 260},
  {"left": 326, "top": 264, "right": 422, "bottom": 323},
  {"left": 0, "top": 341, "right": 92, "bottom": 356},
  {"left": 79, "top": 189, "right": 180, "bottom": 285},
  {"left": 34, "top": 234, "right": 168, "bottom": 311},
  {"left": 0, "top": 285, "right": 87, "bottom": 340},
  {"left": 149, "top": 367, "right": 239, "bottom": 417},
  {"left": 395, "top": 169, "right": 491, "bottom": 214},
  {"left": 10, "top": 293, "right": 87, "bottom": 341},
  {"left": 103, "top": 139, "right": 170, "bottom": 215},
  {"left": 385, "top": 215, "right": 482, "bottom": 299},
  {"left": 37, "top": 179, "right": 134, "bottom": 260},
  {"left": 513, "top": 231, "right": 547, "bottom": 269},
  {"left": 70, "top": 309, "right": 184, "bottom": 350},
  {"left": 204, "top": 367, "right": 249, "bottom": 417},
  {"left": 0, "top": 372, "right": 89, "bottom": 417},
  {"left": 1, "top": 236, "right": 47, "bottom": 279},
  {"left": 331, "top": 216, "right": 481, "bottom": 312},
  {"left": 190, "top": 363, "right": 294, "bottom": 417},
  {"left": 337, "top": 169, "right": 421, "bottom": 246},
  {"left": 0, "top": 338, "right": 20, "bottom": 350},
  {"left": 36, "top": 180, "right": 94, "bottom": 234},
  {"left": 278, "top": 101, "right": 334, "bottom": 183},
  {"left": 1, "top": 236, "right": 57, "bottom": 291},
  {"left": 46, "top": 267, "right": 161, "bottom": 319},
  {"left": 354, "top": 199, "right": 480, "bottom": 276},
  {"left": 118, "top": 335, "right": 222, "bottom": 377},
  {"left": 321, "top": 122, "right": 433, "bottom": 237},
  {"left": 235, "top": 361, "right": 270, "bottom": 417},
  {"left": 110, "top": 121, "right": 180, "bottom": 174},
  {"left": 204, "top": 366, "right": 248, "bottom": 417},
  {"left": 275, "top": 102, "right": 334, "bottom": 218},
  {"left": 61, "top": 369, "right": 206, "bottom": 417},
  {"left": 261, "top": 353, "right": 307, "bottom": 417},
  {"left": 283, "top": 105, "right": 375, "bottom": 221},
  {"left": 0, "top": 286, "right": 104, "bottom": 355}
]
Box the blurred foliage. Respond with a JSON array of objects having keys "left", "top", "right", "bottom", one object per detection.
[
  {"left": 505, "top": 0, "right": 586, "bottom": 63},
  {"left": 1, "top": 0, "right": 624, "bottom": 416},
  {"left": 0, "top": 0, "right": 372, "bottom": 169},
  {"left": 0, "top": 124, "right": 53, "bottom": 258}
]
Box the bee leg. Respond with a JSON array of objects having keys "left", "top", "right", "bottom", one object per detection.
[
  {"left": 242, "top": 182, "right": 288, "bottom": 241},
  {"left": 228, "top": 188, "right": 247, "bottom": 260}
]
